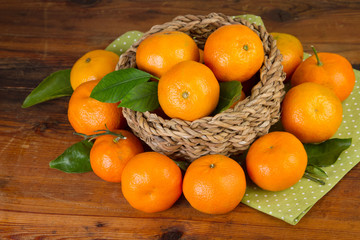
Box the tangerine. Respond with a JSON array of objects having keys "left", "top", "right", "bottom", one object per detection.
[
  {"left": 182, "top": 154, "right": 246, "bottom": 214},
  {"left": 204, "top": 24, "right": 264, "bottom": 82},
  {"left": 121, "top": 152, "right": 182, "bottom": 213},
  {"left": 281, "top": 82, "right": 343, "bottom": 143},
  {"left": 90, "top": 130, "right": 144, "bottom": 183},
  {"left": 246, "top": 131, "right": 308, "bottom": 191},
  {"left": 68, "top": 80, "right": 126, "bottom": 135},
  {"left": 230, "top": 90, "right": 246, "bottom": 108},
  {"left": 70, "top": 50, "right": 119, "bottom": 90},
  {"left": 136, "top": 31, "right": 199, "bottom": 78},
  {"left": 291, "top": 47, "right": 355, "bottom": 101},
  {"left": 158, "top": 60, "right": 220, "bottom": 121},
  {"left": 270, "top": 32, "right": 303, "bottom": 79}
]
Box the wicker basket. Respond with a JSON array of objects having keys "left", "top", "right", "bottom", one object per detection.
[{"left": 116, "top": 13, "right": 286, "bottom": 162}]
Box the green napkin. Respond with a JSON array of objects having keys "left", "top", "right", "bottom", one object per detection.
[
  {"left": 105, "top": 30, "right": 144, "bottom": 56},
  {"left": 107, "top": 16, "right": 359, "bottom": 225},
  {"left": 241, "top": 68, "right": 360, "bottom": 225},
  {"left": 233, "top": 14, "right": 266, "bottom": 30}
]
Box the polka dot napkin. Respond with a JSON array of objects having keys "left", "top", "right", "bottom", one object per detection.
[
  {"left": 241, "top": 53, "right": 360, "bottom": 225},
  {"left": 105, "top": 30, "right": 143, "bottom": 56},
  {"left": 106, "top": 16, "right": 359, "bottom": 225},
  {"left": 233, "top": 14, "right": 266, "bottom": 30}
]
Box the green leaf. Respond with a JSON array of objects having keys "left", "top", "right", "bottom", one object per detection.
[
  {"left": 22, "top": 69, "right": 73, "bottom": 108},
  {"left": 304, "top": 138, "right": 352, "bottom": 167},
  {"left": 303, "top": 172, "right": 326, "bottom": 185},
  {"left": 118, "top": 81, "right": 159, "bottom": 112},
  {"left": 49, "top": 140, "right": 93, "bottom": 173},
  {"left": 306, "top": 165, "right": 328, "bottom": 178},
  {"left": 213, "top": 81, "right": 242, "bottom": 114},
  {"left": 234, "top": 14, "right": 266, "bottom": 30},
  {"left": 90, "top": 68, "right": 155, "bottom": 103},
  {"left": 173, "top": 160, "right": 190, "bottom": 172}
]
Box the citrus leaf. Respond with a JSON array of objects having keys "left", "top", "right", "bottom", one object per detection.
[
  {"left": 22, "top": 69, "right": 72, "bottom": 108},
  {"left": 174, "top": 160, "right": 190, "bottom": 171},
  {"left": 213, "top": 81, "right": 242, "bottom": 114},
  {"left": 306, "top": 165, "right": 328, "bottom": 178},
  {"left": 303, "top": 172, "right": 326, "bottom": 185},
  {"left": 304, "top": 138, "right": 352, "bottom": 167},
  {"left": 90, "top": 68, "right": 154, "bottom": 103},
  {"left": 49, "top": 140, "right": 93, "bottom": 173},
  {"left": 118, "top": 81, "right": 159, "bottom": 112}
]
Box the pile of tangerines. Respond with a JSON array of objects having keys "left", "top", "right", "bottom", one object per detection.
[{"left": 67, "top": 24, "right": 355, "bottom": 214}]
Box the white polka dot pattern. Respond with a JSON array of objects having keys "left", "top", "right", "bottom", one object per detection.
[
  {"left": 105, "top": 30, "right": 143, "bottom": 56},
  {"left": 242, "top": 62, "right": 360, "bottom": 225},
  {"left": 234, "top": 14, "right": 266, "bottom": 30}
]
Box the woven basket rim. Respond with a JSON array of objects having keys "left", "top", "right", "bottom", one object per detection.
[
  {"left": 116, "top": 13, "right": 282, "bottom": 125},
  {"left": 116, "top": 13, "right": 286, "bottom": 161}
]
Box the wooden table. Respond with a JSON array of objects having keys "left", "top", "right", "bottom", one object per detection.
[{"left": 1, "top": 1, "right": 360, "bottom": 239}]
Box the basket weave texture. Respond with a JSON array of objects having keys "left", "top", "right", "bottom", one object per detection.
[{"left": 116, "top": 13, "right": 286, "bottom": 162}]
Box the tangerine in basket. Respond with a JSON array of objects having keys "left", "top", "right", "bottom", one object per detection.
[
  {"left": 68, "top": 80, "right": 126, "bottom": 135},
  {"left": 136, "top": 31, "right": 200, "bottom": 78},
  {"left": 281, "top": 82, "right": 343, "bottom": 143},
  {"left": 291, "top": 47, "right": 355, "bottom": 101},
  {"left": 158, "top": 60, "right": 220, "bottom": 121},
  {"left": 121, "top": 152, "right": 182, "bottom": 213},
  {"left": 270, "top": 32, "right": 303, "bottom": 79},
  {"left": 70, "top": 50, "right": 119, "bottom": 90},
  {"left": 204, "top": 24, "right": 264, "bottom": 82},
  {"left": 230, "top": 90, "right": 246, "bottom": 108},
  {"left": 246, "top": 131, "right": 308, "bottom": 192},
  {"left": 182, "top": 154, "right": 246, "bottom": 214},
  {"left": 90, "top": 130, "right": 144, "bottom": 183}
]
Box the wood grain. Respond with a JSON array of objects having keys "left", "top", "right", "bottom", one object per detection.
[{"left": 1, "top": 0, "right": 360, "bottom": 239}]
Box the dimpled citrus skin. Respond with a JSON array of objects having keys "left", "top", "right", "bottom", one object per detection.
[
  {"left": 204, "top": 24, "right": 264, "bottom": 82},
  {"left": 136, "top": 31, "right": 200, "bottom": 78},
  {"left": 121, "top": 152, "right": 182, "bottom": 213},
  {"left": 90, "top": 130, "right": 144, "bottom": 183},
  {"left": 182, "top": 154, "right": 246, "bottom": 214},
  {"left": 70, "top": 50, "right": 119, "bottom": 90},
  {"left": 246, "top": 131, "right": 308, "bottom": 192},
  {"left": 158, "top": 60, "right": 220, "bottom": 121},
  {"left": 67, "top": 80, "right": 126, "bottom": 135},
  {"left": 270, "top": 32, "right": 303, "bottom": 80},
  {"left": 281, "top": 82, "right": 343, "bottom": 143},
  {"left": 291, "top": 52, "right": 355, "bottom": 101}
]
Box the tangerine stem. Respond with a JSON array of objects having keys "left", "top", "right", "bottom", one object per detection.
[
  {"left": 150, "top": 74, "right": 160, "bottom": 81},
  {"left": 311, "top": 45, "right": 323, "bottom": 66},
  {"left": 182, "top": 91, "right": 189, "bottom": 99},
  {"left": 113, "top": 136, "right": 123, "bottom": 143},
  {"left": 74, "top": 125, "right": 126, "bottom": 142}
]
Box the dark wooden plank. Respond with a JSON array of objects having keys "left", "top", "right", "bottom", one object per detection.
[{"left": 1, "top": 0, "right": 360, "bottom": 239}]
